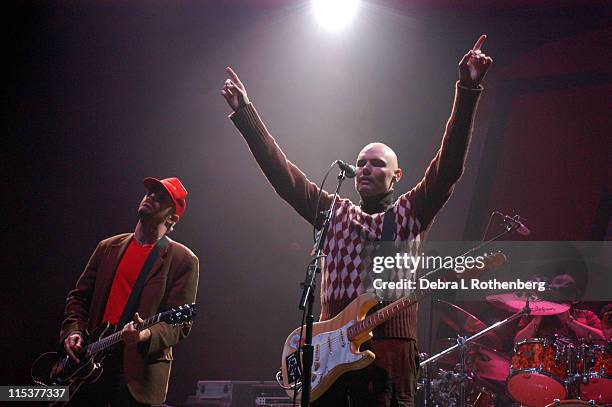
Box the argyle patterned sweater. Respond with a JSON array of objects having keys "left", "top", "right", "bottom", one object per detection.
[{"left": 230, "top": 82, "right": 482, "bottom": 339}]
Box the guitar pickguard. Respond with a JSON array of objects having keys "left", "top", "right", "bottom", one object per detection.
[{"left": 310, "top": 320, "right": 372, "bottom": 389}]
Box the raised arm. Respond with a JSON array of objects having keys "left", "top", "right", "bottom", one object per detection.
[
  {"left": 222, "top": 66, "right": 333, "bottom": 225},
  {"left": 409, "top": 35, "right": 492, "bottom": 230}
]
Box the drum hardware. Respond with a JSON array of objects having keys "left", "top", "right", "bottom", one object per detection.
[
  {"left": 421, "top": 299, "right": 531, "bottom": 406},
  {"left": 417, "top": 288, "right": 610, "bottom": 407},
  {"left": 434, "top": 299, "right": 503, "bottom": 349},
  {"left": 575, "top": 340, "right": 612, "bottom": 405}
]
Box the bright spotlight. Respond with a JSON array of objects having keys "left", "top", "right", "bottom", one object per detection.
[{"left": 312, "top": 0, "right": 360, "bottom": 32}]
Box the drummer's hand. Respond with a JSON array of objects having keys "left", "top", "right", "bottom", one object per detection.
[{"left": 557, "top": 311, "right": 571, "bottom": 324}]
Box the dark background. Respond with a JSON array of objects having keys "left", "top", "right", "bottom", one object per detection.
[{"left": 4, "top": 0, "right": 611, "bottom": 404}]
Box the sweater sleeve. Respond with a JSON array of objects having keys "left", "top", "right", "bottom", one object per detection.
[
  {"left": 404, "top": 82, "right": 482, "bottom": 233},
  {"left": 230, "top": 103, "right": 333, "bottom": 226}
]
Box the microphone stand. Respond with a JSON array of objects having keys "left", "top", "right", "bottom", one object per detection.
[{"left": 298, "top": 168, "right": 348, "bottom": 407}]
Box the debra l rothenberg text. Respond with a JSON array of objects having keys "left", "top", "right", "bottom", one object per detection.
[{"left": 373, "top": 278, "right": 547, "bottom": 292}]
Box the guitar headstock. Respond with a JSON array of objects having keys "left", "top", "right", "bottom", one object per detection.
[
  {"left": 161, "top": 303, "right": 197, "bottom": 326},
  {"left": 482, "top": 251, "right": 507, "bottom": 269},
  {"left": 457, "top": 251, "right": 507, "bottom": 279}
]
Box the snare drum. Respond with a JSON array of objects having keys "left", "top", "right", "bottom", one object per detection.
[
  {"left": 507, "top": 338, "right": 573, "bottom": 407},
  {"left": 577, "top": 341, "right": 612, "bottom": 405}
]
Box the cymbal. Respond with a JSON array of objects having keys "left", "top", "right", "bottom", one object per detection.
[
  {"left": 431, "top": 338, "right": 510, "bottom": 384},
  {"left": 486, "top": 292, "right": 570, "bottom": 316},
  {"left": 434, "top": 299, "right": 502, "bottom": 348}
]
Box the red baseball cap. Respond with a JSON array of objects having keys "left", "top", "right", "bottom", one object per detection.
[{"left": 143, "top": 177, "right": 188, "bottom": 218}]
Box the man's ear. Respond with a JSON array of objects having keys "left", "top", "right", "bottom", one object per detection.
[
  {"left": 392, "top": 168, "right": 403, "bottom": 186},
  {"left": 165, "top": 213, "right": 179, "bottom": 233},
  {"left": 165, "top": 213, "right": 179, "bottom": 226}
]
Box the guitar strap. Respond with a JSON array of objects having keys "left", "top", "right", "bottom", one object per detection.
[
  {"left": 380, "top": 206, "right": 396, "bottom": 244},
  {"left": 374, "top": 206, "right": 396, "bottom": 298},
  {"left": 369, "top": 206, "right": 397, "bottom": 337},
  {"left": 118, "top": 235, "right": 170, "bottom": 328}
]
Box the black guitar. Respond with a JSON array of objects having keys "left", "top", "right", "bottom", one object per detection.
[{"left": 45, "top": 303, "right": 196, "bottom": 405}]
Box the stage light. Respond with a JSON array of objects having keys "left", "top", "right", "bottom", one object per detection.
[{"left": 312, "top": 0, "right": 360, "bottom": 32}]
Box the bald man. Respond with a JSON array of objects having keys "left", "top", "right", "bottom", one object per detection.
[{"left": 222, "top": 36, "right": 492, "bottom": 407}]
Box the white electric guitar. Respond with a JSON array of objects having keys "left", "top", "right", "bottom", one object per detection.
[{"left": 278, "top": 252, "right": 506, "bottom": 402}]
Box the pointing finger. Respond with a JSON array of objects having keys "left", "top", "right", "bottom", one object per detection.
[
  {"left": 226, "top": 66, "right": 244, "bottom": 88},
  {"left": 473, "top": 34, "right": 487, "bottom": 51}
]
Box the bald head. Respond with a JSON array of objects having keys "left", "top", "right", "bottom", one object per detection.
[
  {"left": 355, "top": 142, "right": 403, "bottom": 198},
  {"left": 359, "top": 143, "right": 399, "bottom": 171}
]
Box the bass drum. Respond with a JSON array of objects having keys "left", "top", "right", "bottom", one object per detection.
[{"left": 545, "top": 400, "right": 601, "bottom": 407}]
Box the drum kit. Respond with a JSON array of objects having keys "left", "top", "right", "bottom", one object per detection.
[{"left": 418, "top": 294, "right": 611, "bottom": 407}]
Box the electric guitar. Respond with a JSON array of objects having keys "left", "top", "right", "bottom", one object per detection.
[
  {"left": 279, "top": 252, "right": 506, "bottom": 402},
  {"left": 43, "top": 303, "right": 196, "bottom": 406}
]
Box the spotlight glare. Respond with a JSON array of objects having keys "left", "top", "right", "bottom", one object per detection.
[{"left": 312, "top": 0, "right": 359, "bottom": 32}]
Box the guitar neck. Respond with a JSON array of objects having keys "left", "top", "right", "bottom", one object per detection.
[
  {"left": 347, "top": 252, "right": 504, "bottom": 340},
  {"left": 86, "top": 313, "right": 163, "bottom": 355},
  {"left": 348, "top": 288, "right": 428, "bottom": 340}
]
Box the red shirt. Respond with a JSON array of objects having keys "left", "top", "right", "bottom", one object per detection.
[{"left": 102, "top": 239, "right": 154, "bottom": 325}]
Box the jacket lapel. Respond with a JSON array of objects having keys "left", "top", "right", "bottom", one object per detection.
[
  {"left": 100, "top": 234, "right": 133, "bottom": 294},
  {"left": 90, "top": 233, "right": 133, "bottom": 328}
]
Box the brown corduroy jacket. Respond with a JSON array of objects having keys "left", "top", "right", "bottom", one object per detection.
[{"left": 60, "top": 233, "right": 199, "bottom": 404}]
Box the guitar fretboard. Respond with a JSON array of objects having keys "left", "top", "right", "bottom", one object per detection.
[
  {"left": 346, "top": 290, "right": 424, "bottom": 340},
  {"left": 346, "top": 253, "right": 501, "bottom": 340},
  {"left": 86, "top": 312, "right": 166, "bottom": 356}
]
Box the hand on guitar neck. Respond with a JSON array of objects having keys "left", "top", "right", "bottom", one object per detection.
[
  {"left": 63, "top": 312, "right": 151, "bottom": 363},
  {"left": 120, "top": 312, "right": 152, "bottom": 345}
]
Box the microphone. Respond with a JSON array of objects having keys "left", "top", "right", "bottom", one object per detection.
[
  {"left": 337, "top": 160, "right": 356, "bottom": 178},
  {"left": 503, "top": 214, "right": 531, "bottom": 236}
]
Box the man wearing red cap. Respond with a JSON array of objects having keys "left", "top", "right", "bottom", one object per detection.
[{"left": 59, "top": 177, "right": 198, "bottom": 406}]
